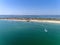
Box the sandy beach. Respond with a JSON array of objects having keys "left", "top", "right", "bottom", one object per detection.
[
  {"left": 0, "top": 19, "right": 60, "bottom": 23},
  {"left": 30, "top": 20, "right": 60, "bottom": 23}
]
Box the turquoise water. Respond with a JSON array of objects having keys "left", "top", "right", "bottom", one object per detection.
[{"left": 0, "top": 20, "right": 60, "bottom": 45}]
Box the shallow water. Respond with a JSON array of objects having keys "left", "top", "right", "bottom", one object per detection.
[{"left": 0, "top": 20, "right": 60, "bottom": 45}]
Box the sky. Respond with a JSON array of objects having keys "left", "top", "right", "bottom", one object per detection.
[{"left": 0, "top": 0, "right": 60, "bottom": 15}]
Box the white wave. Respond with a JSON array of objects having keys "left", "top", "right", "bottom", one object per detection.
[{"left": 44, "top": 28, "right": 48, "bottom": 32}]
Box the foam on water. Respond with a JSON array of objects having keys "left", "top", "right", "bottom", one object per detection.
[{"left": 44, "top": 28, "right": 48, "bottom": 32}]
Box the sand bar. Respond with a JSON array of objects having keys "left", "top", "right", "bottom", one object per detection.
[{"left": 0, "top": 19, "right": 60, "bottom": 23}]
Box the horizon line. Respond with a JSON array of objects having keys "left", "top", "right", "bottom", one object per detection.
[{"left": 0, "top": 14, "right": 59, "bottom": 16}]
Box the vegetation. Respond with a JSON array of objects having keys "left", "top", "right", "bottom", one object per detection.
[{"left": 0, "top": 18, "right": 60, "bottom": 21}]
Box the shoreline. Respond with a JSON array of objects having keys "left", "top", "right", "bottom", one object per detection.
[{"left": 0, "top": 19, "right": 60, "bottom": 24}]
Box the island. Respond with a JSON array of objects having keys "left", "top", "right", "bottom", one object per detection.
[{"left": 0, "top": 18, "right": 60, "bottom": 23}]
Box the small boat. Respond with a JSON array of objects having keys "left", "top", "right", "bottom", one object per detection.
[{"left": 44, "top": 28, "right": 48, "bottom": 32}]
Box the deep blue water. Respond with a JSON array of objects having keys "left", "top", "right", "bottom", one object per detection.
[
  {"left": 0, "top": 20, "right": 60, "bottom": 45},
  {"left": 0, "top": 15, "right": 60, "bottom": 19}
]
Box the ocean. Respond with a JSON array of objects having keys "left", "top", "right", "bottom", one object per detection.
[
  {"left": 0, "top": 20, "right": 60, "bottom": 45},
  {"left": 0, "top": 15, "right": 60, "bottom": 19},
  {"left": 0, "top": 15, "right": 60, "bottom": 45}
]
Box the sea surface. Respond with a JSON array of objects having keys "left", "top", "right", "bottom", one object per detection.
[
  {"left": 0, "top": 20, "right": 60, "bottom": 45},
  {"left": 0, "top": 15, "right": 60, "bottom": 19}
]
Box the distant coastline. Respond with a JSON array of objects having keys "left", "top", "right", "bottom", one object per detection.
[{"left": 0, "top": 18, "right": 60, "bottom": 23}]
